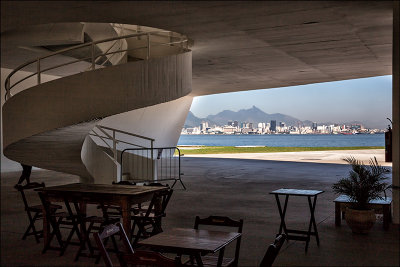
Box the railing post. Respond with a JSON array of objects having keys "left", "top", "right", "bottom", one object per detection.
[
  {"left": 147, "top": 33, "right": 150, "bottom": 60},
  {"left": 37, "top": 59, "right": 41, "bottom": 85},
  {"left": 91, "top": 43, "right": 95, "bottom": 70},
  {"left": 112, "top": 130, "right": 118, "bottom": 181},
  {"left": 151, "top": 140, "right": 154, "bottom": 180}
]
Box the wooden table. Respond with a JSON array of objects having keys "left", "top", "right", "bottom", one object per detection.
[
  {"left": 138, "top": 228, "right": 242, "bottom": 267},
  {"left": 270, "top": 188, "right": 324, "bottom": 252},
  {"left": 334, "top": 195, "right": 392, "bottom": 230},
  {"left": 36, "top": 183, "right": 167, "bottom": 249}
]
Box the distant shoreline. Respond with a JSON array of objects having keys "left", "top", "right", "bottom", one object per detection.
[{"left": 177, "top": 146, "right": 384, "bottom": 154}]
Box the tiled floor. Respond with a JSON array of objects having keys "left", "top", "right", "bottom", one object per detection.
[{"left": 1, "top": 157, "right": 399, "bottom": 266}]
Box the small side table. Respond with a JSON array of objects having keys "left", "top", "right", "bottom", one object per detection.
[{"left": 270, "top": 188, "right": 324, "bottom": 252}]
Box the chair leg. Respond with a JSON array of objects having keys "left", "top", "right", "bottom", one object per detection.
[
  {"left": 94, "top": 228, "right": 120, "bottom": 264},
  {"left": 31, "top": 213, "right": 43, "bottom": 243},
  {"left": 132, "top": 221, "right": 145, "bottom": 247},
  {"left": 130, "top": 221, "right": 137, "bottom": 242},
  {"left": 60, "top": 220, "right": 82, "bottom": 256},
  {"left": 22, "top": 211, "right": 41, "bottom": 243},
  {"left": 43, "top": 217, "right": 64, "bottom": 254},
  {"left": 75, "top": 221, "right": 90, "bottom": 261}
]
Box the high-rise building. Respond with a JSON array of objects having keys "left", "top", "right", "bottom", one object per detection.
[
  {"left": 201, "top": 121, "right": 209, "bottom": 131},
  {"left": 270, "top": 120, "right": 277, "bottom": 132},
  {"left": 312, "top": 122, "right": 318, "bottom": 131},
  {"left": 228, "top": 120, "right": 233, "bottom": 126},
  {"left": 233, "top": 121, "right": 239, "bottom": 127}
]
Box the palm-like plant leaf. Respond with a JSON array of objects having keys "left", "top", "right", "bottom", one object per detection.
[{"left": 332, "top": 156, "right": 390, "bottom": 210}]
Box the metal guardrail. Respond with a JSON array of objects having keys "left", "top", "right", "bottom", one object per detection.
[
  {"left": 120, "top": 147, "right": 185, "bottom": 190},
  {"left": 89, "top": 125, "right": 155, "bottom": 179},
  {"left": 5, "top": 29, "right": 189, "bottom": 101}
]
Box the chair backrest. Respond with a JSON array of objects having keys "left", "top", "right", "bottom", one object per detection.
[
  {"left": 259, "top": 234, "right": 286, "bottom": 267},
  {"left": 15, "top": 182, "right": 45, "bottom": 210},
  {"left": 194, "top": 216, "right": 243, "bottom": 267},
  {"left": 145, "top": 188, "right": 173, "bottom": 217},
  {"left": 120, "top": 250, "right": 181, "bottom": 267},
  {"left": 94, "top": 223, "right": 134, "bottom": 267}
]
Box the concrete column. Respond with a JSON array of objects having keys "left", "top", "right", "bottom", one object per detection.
[{"left": 392, "top": 0, "right": 400, "bottom": 225}]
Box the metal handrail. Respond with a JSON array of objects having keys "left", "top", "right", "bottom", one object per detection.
[
  {"left": 4, "top": 29, "right": 189, "bottom": 101},
  {"left": 89, "top": 125, "right": 155, "bottom": 179},
  {"left": 97, "top": 125, "right": 155, "bottom": 142}
]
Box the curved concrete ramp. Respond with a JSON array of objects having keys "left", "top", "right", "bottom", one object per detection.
[{"left": 3, "top": 51, "right": 192, "bottom": 182}]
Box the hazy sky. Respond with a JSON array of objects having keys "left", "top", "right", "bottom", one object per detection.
[{"left": 190, "top": 75, "right": 392, "bottom": 129}]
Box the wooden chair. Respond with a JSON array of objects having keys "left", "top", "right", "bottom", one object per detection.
[
  {"left": 120, "top": 250, "right": 182, "bottom": 267},
  {"left": 191, "top": 215, "right": 244, "bottom": 267},
  {"left": 95, "top": 223, "right": 180, "bottom": 267},
  {"left": 259, "top": 234, "right": 286, "bottom": 267},
  {"left": 15, "top": 182, "right": 61, "bottom": 243},
  {"left": 38, "top": 194, "right": 83, "bottom": 256},
  {"left": 94, "top": 223, "right": 133, "bottom": 267},
  {"left": 98, "top": 181, "right": 137, "bottom": 220},
  {"left": 73, "top": 201, "right": 120, "bottom": 261},
  {"left": 131, "top": 188, "right": 173, "bottom": 246}
]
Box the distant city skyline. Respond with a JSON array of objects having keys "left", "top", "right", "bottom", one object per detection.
[{"left": 190, "top": 75, "right": 392, "bottom": 129}]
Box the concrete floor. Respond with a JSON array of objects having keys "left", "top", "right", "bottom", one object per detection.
[{"left": 1, "top": 157, "right": 399, "bottom": 266}]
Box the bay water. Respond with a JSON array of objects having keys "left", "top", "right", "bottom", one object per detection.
[{"left": 178, "top": 134, "right": 385, "bottom": 147}]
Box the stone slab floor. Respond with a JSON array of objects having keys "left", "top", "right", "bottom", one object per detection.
[{"left": 1, "top": 157, "right": 399, "bottom": 266}]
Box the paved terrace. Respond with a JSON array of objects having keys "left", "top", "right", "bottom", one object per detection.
[{"left": 1, "top": 154, "right": 399, "bottom": 266}]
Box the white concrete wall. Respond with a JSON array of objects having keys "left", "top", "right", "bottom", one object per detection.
[
  {"left": 84, "top": 23, "right": 128, "bottom": 66},
  {"left": 1, "top": 68, "right": 59, "bottom": 172},
  {"left": 87, "top": 95, "right": 193, "bottom": 183},
  {"left": 98, "top": 95, "right": 193, "bottom": 148},
  {"left": 2, "top": 51, "right": 192, "bottom": 149}
]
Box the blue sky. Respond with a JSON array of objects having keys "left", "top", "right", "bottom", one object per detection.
[{"left": 190, "top": 75, "right": 392, "bottom": 129}]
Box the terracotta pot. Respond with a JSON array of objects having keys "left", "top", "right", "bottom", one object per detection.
[{"left": 345, "top": 207, "right": 376, "bottom": 234}]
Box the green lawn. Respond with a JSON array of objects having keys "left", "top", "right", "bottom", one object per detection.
[{"left": 177, "top": 146, "right": 384, "bottom": 154}]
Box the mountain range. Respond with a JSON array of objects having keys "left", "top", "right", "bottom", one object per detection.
[{"left": 184, "top": 105, "right": 373, "bottom": 128}]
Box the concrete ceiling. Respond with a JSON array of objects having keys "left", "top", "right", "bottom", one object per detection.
[{"left": 1, "top": 1, "right": 393, "bottom": 96}]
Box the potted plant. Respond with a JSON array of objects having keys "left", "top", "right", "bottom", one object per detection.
[{"left": 332, "top": 156, "right": 391, "bottom": 234}]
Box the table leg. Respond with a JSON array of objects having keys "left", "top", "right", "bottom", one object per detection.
[
  {"left": 79, "top": 202, "right": 87, "bottom": 242},
  {"left": 194, "top": 253, "right": 204, "bottom": 267},
  {"left": 217, "top": 247, "right": 225, "bottom": 267},
  {"left": 39, "top": 192, "right": 64, "bottom": 253},
  {"left": 383, "top": 205, "right": 390, "bottom": 230},
  {"left": 121, "top": 199, "right": 132, "bottom": 240},
  {"left": 275, "top": 194, "right": 289, "bottom": 236},
  {"left": 335, "top": 202, "right": 341, "bottom": 226},
  {"left": 42, "top": 200, "right": 49, "bottom": 248},
  {"left": 306, "top": 196, "right": 319, "bottom": 253}
]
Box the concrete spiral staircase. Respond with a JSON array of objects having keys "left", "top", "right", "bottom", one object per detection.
[{"left": 2, "top": 23, "right": 192, "bottom": 183}]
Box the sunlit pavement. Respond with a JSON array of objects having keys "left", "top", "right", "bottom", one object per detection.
[{"left": 184, "top": 149, "right": 391, "bottom": 166}]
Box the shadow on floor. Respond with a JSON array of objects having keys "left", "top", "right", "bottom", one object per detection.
[{"left": 1, "top": 157, "right": 399, "bottom": 266}]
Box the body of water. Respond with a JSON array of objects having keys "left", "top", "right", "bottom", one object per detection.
[{"left": 177, "top": 134, "right": 385, "bottom": 147}]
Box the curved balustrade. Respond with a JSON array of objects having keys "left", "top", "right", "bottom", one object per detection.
[{"left": 4, "top": 30, "right": 189, "bottom": 100}]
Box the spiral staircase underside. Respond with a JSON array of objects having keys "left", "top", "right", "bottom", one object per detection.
[
  {"left": 2, "top": 24, "right": 192, "bottom": 182},
  {"left": 4, "top": 122, "right": 97, "bottom": 178}
]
